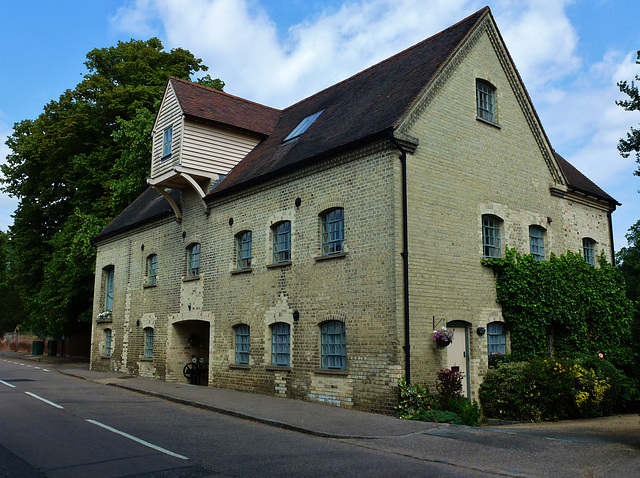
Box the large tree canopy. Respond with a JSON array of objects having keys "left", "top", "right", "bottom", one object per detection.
[
  {"left": 1, "top": 38, "right": 223, "bottom": 336},
  {"left": 617, "top": 50, "right": 640, "bottom": 176}
]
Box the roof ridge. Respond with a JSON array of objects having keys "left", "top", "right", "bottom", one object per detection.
[
  {"left": 168, "top": 76, "right": 281, "bottom": 113},
  {"left": 282, "top": 6, "right": 490, "bottom": 113}
]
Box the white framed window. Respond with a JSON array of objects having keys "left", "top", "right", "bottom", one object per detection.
[
  {"left": 321, "top": 321, "right": 346, "bottom": 370},
  {"left": 529, "top": 226, "right": 545, "bottom": 262},
  {"left": 236, "top": 231, "right": 252, "bottom": 270},
  {"left": 272, "top": 221, "right": 291, "bottom": 264},
  {"left": 321, "top": 208, "right": 344, "bottom": 255},
  {"left": 235, "top": 324, "right": 250, "bottom": 364},
  {"left": 146, "top": 254, "right": 158, "bottom": 285},
  {"left": 482, "top": 215, "right": 502, "bottom": 258},
  {"left": 144, "top": 327, "right": 154, "bottom": 359},
  {"left": 476, "top": 79, "right": 495, "bottom": 123},
  {"left": 104, "top": 329, "right": 112, "bottom": 357},
  {"left": 271, "top": 322, "right": 290, "bottom": 367},
  {"left": 583, "top": 238, "right": 596, "bottom": 267},
  {"left": 187, "top": 243, "right": 201, "bottom": 278},
  {"left": 487, "top": 322, "right": 506, "bottom": 356},
  {"left": 104, "top": 267, "right": 114, "bottom": 311},
  {"left": 162, "top": 126, "right": 172, "bottom": 158}
]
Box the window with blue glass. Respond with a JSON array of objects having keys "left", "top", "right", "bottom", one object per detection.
[
  {"left": 322, "top": 208, "right": 344, "bottom": 255},
  {"left": 272, "top": 221, "right": 291, "bottom": 263},
  {"left": 583, "top": 238, "right": 596, "bottom": 267},
  {"left": 147, "top": 254, "right": 158, "bottom": 285},
  {"left": 482, "top": 215, "right": 502, "bottom": 258},
  {"left": 104, "top": 329, "right": 112, "bottom": 357},
  {"left": 476, "top": 80, "right": 495, "bottom": 123},
  {"left": 236, "top": 231, "right": 252, "bottom": 270},
  {"left": 187, "top": 243, "right": 201, "bottom": 278},
  {"left": 162, "top": 126, "right": 172, "bottom": 158},
  {"left": 321, "top": 321, "right": 346, "bottom": 370},
  {"left": 104, "top": 267, "right": 114, "bottom": 311},
  {"left": 144, "top": 327, "right": 154, "bottom": 359},
  {"left": 271, "top": 322, "right": 290, "bottom": 367},
  {"left": 487, "top": 322, "right": 506, "bottom": 356},
  {"left": 529, "top": 226, "right": 545, "bottom": 262},
  {"left": 235, "top": 324, "right": 250, "bottom": 365},
  {"left": 283, "top": 110, "right": 324, "bottom": 143}
]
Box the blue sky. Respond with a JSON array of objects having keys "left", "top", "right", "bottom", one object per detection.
[{"left": 1, "top": 0, "right": 639, "bottom": 250}]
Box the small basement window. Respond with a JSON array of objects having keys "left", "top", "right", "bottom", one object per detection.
[{"left": 283, "top": 110, "right": 324, "bottom": 143}]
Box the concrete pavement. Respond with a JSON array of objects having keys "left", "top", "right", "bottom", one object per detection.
[{"left": 2, "top": 350, "right": 639, "bottom": 477}]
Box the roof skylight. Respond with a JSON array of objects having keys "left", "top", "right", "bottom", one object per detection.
[{"left": 283, "top": 110, "right": 324, "bottom": 143}]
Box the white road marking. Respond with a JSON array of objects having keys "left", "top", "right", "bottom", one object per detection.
[
  {"left": 0, "top": 380, "right": 16, "bottom": 388},
  {"left": 25, "top": 392, "right": 64, "bottom": 409},
  {"left": 86, "top": 419, "right": 189, "bottom": 460}
]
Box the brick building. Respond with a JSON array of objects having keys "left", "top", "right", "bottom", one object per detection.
[{"left": 90, "top": 7, "right": 619, "bottom": 412}]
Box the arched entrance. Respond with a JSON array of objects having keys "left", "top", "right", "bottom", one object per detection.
[
  {"left": 167, "top": 319, "right": 210, "bottom": 385},
  {"left": 446, "top": 320, "right": 470, "bottom": 397}
]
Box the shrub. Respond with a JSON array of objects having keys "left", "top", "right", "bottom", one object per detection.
[
  {"left": 448, "top": 397, "right": 482, "bottom": 426},
  {"left": 436, "top": 368, "right": 464, "bottom": 407},
  {"left": 479, "top": 362, "right": 540, "bottom": 421},
  {"left": 396, "top": 377, "right": 438, "bottom": 419}
]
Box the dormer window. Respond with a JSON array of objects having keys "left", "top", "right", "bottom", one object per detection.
[
  {"left": 162, "top": 126, "right": 173, "bottom": 159},
  {"left": 283, "top": 110, "right": 324, "bottom": 143}
]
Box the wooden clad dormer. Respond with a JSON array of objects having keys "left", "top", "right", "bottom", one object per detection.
[{"left": 148, "top": 78, "right": 281, "bottom": 212}]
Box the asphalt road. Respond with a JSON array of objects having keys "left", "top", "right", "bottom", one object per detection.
[{"left": 0, "top": 358, "right": 495, "bottom": 477}]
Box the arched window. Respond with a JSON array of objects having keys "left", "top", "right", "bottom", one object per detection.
[
  {"left": 103, "top": 266, "right": 114, "bottom": 311},
  {"left": 186, "top": 243, "right": 201, "bottom": 278},
  {"left": 271, "top": 322, "right": 290, "bottom": 367},
  {"left": 236, "top": 231, "right": 252, "bottom": 270},
  {"left": 104, "top": 329, "right": 112, "bottom": 357},
  {"left": 146, "top": 254, "right": 158, "bottom": 285},
  {"left": 321, "top": 208, "right": 344, "bottom": 255},
  {"left": 487, "top": 322, "right": 506, "bottom": 356},
  {"left": 144, "top": 327, "right": 154, "bottom": 359},
  {"left": 583, "top": 238, "right": 596, "bottom": 267},
  {"left": 272, "top": 221, "right": 291, "bottom": 264},
  {"left": 482, "top": 215, "right": 502, "bottom": 258},
  {"left": 321, "top": 321, "right": 346, "bottom": 370},
  {"left": 235, "top": 324, "right": 250, "bottom": 365},
  {"left": 476, "top": 79, "right": 496, "bottom": 123},
  {"left": 529, "top": 226, "right": 545, "bottom": 262}
]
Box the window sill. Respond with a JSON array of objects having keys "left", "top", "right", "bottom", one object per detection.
[
  {"left": 139, "top": 358, "right": 153, "bottom": 362},
  {"left": 229, "top": 364, "right": 250, "bottom": 370},
  {"left": 231, "top": 267, "right": 253, "bottom": 275},
  {"left": 266, "top": 365, "right": 291, "bottom": 372},
  {"left": 100, "top": 355, "right": 111, "bottom": 360},
  {"left": 313, "top": 368, "right": 347, "bottom": 376},
  {"left": 143, "top": 283, "right": 157, "bottom": 289},
  {"left": 266, "top": 261, "right": 292, "bottom": 269},
  {"left": 476, "top": 116, "right": 501, "bottom": 129},
  {"left": 161, "top": 154, "right": 172, "bottom": 161},
  {"left": 97, "top": 319, "right": 113, "bottom": 324},
  {"left": 314, "top": 252, "right": 347, "bottom": 262},
  {"left": 183, "top": 276, "right": 201, "bottom": 282}
]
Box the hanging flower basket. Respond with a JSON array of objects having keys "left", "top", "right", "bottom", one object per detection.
[{"left": 433, "top": 327, "right": 454, "bottom": 348}]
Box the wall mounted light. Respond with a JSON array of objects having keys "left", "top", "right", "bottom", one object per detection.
[
  {"left": 293, "top": 311, "right": 300, "bottom": 321},
  {"left": 477, "top": 327, "right": 486, "bottom": 336},
  {"left": 295, "top": 197, "right": 302, "bottom": 208}
]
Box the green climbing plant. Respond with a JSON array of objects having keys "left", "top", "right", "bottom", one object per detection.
[{"left": 483, "top": 248, "right": 633, "bottom": 362}]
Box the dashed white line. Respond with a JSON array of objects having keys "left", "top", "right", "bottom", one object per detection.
[
  {"left": 86, "top": 419, "right": 189, "bottom": 460},
  {"left": 0, "top": 380, "right": 16, "bottom": 388},
  {"left": 25, "top": 392, "right": 64, "bottom": 409}
]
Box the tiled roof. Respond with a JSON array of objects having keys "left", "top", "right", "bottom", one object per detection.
[
  {"left": 208, "top": 7, "right": 489, "bottom": 197},
  {"left": 554, "top": 152, "right": 619, "bottom": 205},
  {"left": 169, "top": 77, "right": 281, "bottom": 136},
  {"left": 94, "top": 187, "right": 181, "bottom": 242}
]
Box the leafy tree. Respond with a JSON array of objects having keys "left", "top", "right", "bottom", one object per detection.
[
  {"left": 0, "top": 231, "right": 27, "bottom": 333},
  {"left": 617, "top": 220, "right": 640, "bottom": 302},
  {"left": 617, "top": 50, "right": 640, "bottom": 176},
  {"left": 1, "top": 38, "right": 223, "bottom": 337}
]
